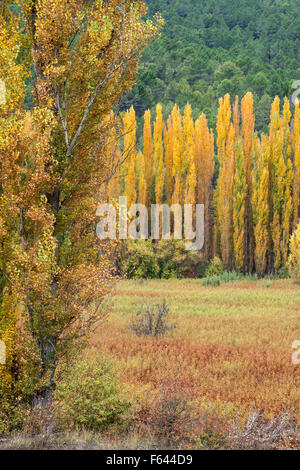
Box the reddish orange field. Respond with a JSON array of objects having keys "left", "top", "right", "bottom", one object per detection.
[{"left": 90, "top": 279, "right": 300, "bottom": 420}]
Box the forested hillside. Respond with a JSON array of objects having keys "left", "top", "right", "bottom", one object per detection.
[{"left": 122, "top": 0, "right": 300, "bottom": 132}]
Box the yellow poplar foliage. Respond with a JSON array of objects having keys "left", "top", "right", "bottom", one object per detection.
[
  {"left": 164, "top": 116, "right": 174, "bottom": 206},
  {"left": 184, "top": 104, "right": 196, "bottom": 204},
  {"left": 241, "top": 92, "right": 255, "bottom": 272},
  {"left": 270, "top": 97, "right": 293, "bottom": 270},
  {"left": 195, "top": 114, "right": 215, "bottom": 259},
  {"left": 0, "top": 12, "right": 56, "bottom": 406},
  {"left": 183, "top": 103, "right": 195, "bottom": 176},
  {"left": 223, "top": 124, "right": 236, "bottom": 269},
  {"left": 185, "top": 160, "right": 196, "bottom": 205},
  {"left": 143, "top": 109, "right": 154, "bottom": 208},
  {"left": 293, "top": 102, "right": 300, "bottom": 229},
  {"left": 215, "top": 95, "right": 235, "bottom": 269},
  {"left": 154, "top": 104, "right": 165, "bottom": 204},
  {"left": 114, "top": 94, "right": 299, "bottom": 275},
  {"left": 115, "top": 93, "right": 300, "bottom": 276},
  {"left": 123, "top": 107, "right": 137, "bottom": 207},
  {"left": 137, "top": 152, "right": 147, "bottom": 206},
  {"left": 215, "top": 95, "right": 231, "bottom": 252},
  {"left": 106, "top": 126, "right": 121, "bottom": 202},
  {"left": 171, "top": 105, "right": 184, "bottom": 205},
  {"left": 217, "top": 94, "right": 232, "bottom": 164},
  {"left": 252, "top": 135, "right": 272, "bottom": 276},
  {"left": 233, "top": 140, "right": 246, "bottom": 272},
  {"left": 101, "top": 112, "right": 122, "bottom": 203},
  {"left": 281, "top": 99, "right": 293, "bottom": 267}
]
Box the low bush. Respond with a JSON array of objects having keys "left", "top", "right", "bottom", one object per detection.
[
  {"left": 202, "top": 276, "right": 221, "bottom": 286},
  {"left": 204, "top": 256, "right": 224, "bottom": 277},
  {"left": 0, "top": 398, "right": 27, "bottom": 435},
  {"left": 118, "top": 240, "right": 159, "bottom": 279},
  {"left": 202, "top": 271, "right": 258, "bottom": 286},
  {"left": 118, "top": 239, "right": 207, "bottom": 279},
  {"left": 129, "top": 300, "right": 176, "bottom": 338},
  {"left": 273, "top": 267, "right": 289, "bottom": 279},
  {"left": 54, "top": 358, "right": 132, "bottom": 432},
  {"left": 139, "top": 373, "right": 194, "bottom": 448},
  {"left": 203, "top": 271, "right": 240, "bottom": 286}
]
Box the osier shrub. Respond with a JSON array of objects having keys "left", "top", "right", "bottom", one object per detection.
[
  {"left": 55, "top": 358, "right": 131, "bottom": 432},
  {"left": 204, "top": 256, "right": 224, "bottom": 277},
  {"left": 129, "top": 300, "right": 176, "bottom": 338}
]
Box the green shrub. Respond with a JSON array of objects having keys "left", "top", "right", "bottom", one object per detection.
[
  {"left": 202, "top": 276, "right": 221, "bottom": 287},
  {"left": 203, "top": 271, "right": 238, "bottom": 286},
  {"left": 219, "top": 272, "right": 241, "bottom": 283},
  {"left": 119, "top": 239, "right": 159, "bottom": 279},
  {"left": 119, "top": 239, "right": 207, "bottom": 279},
  {"left": 0, "top": 398, "right": 27, "bottom": 435},
  {"left": 274, "top": 267, "right": 289, "bottom": 279},
  {"left": 202, "top": 271, "right": 258, "bottom": 287},
  {"left": 264, "top": 268, "right": 289, "bottom": 281},
  {"left": 55, "top": 358, "right": 131, "bottom": 432},
  {"left": 204, "top": 257, "right": 224, "bottom": 277},
  {"left": 156, "top": 240, "right": 207, "bottom": 278}
]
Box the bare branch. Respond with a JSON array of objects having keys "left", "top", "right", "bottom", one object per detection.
[{"left": 56, "top": 93, "right": 69, "bottom": 148}]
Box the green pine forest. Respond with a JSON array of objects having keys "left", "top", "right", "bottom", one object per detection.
[{"left": 122, "top": 0, "right": 300, "bottom": 133}]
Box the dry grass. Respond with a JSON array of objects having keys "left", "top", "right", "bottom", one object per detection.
[
  {"left": 0, "top": 431, "right": 165, "bottom": 450},
  {"left": 90, "top": 279, "right": 300, "bottom": 421}
]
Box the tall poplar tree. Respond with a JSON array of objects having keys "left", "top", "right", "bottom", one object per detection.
[
  {"left": 0, "top": 0, "right": 162, "bottom": 413},
  {"left": 143, "top": 109, "right": 154, "bottom": 209},
  {"left": 241, "top": 92, "right": 255, "bottom": 273},
  {"left": 154, "top": 104, "right": 164, "bottom": 205}
]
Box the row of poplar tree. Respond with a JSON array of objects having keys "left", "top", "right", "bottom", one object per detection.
[{"left": 106, "top": 92, "right": 300, "bottom": 276}]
